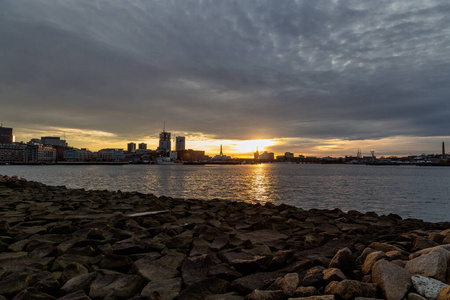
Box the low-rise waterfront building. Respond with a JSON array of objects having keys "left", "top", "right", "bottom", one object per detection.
[
  {"left": 64, "top": 148, "right": 94, "bottom": 162},
  {"left": 0, "top": 144, "right": 27, "bottom": 163},
  {"left": 27, "top": 144, "right": 56, "bottom": 163},
  {"left": 177, "top": 149, "right": 205, "bottom": 162},
  {"left": 97, "top": 149, "right": 124, "bottom": 162}
]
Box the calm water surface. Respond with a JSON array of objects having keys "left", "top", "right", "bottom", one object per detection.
[{"left": 1, "top": 164, "right": 449, "bottom": 222}]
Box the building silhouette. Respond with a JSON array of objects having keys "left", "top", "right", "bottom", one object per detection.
[
  {"left": 127, "top": 142, "right": 136, "bottom": 153},
  {"left": 0, "top": 126, "right": 13, "bottom": 144},
  {"left": 158, "top": 124, "right": 171, "bottom": 156},
  {"left": 138, "top": 143, "right": 147, "bottom": 150},
  {"left": 176, "top": 136, "right": 186, "bottom": 152}
]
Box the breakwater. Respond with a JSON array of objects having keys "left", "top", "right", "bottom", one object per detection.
[{"left": 0, "top": 175, "right": 449, "bottom": 300}]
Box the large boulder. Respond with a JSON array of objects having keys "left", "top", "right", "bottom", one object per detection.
[
  {"left": 371, "top": 260, "right": 412, "bottom": 300},
  {"left": 405, "top": 250, "right": 448, "bottom": 282}
]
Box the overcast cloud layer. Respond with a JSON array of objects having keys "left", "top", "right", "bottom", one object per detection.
[{"left": 1, "top": 1, "right": 450, "bottom": 150}]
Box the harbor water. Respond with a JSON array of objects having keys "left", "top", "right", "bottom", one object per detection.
[{"left": 1, "top": 164, "right": 449, "bottom": 222}]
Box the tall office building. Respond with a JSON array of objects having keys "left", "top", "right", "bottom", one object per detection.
[
  {"left": 176, "top": 136, "right": 186, "bottom": 152},
  {"left": 0, "top": 126, "right": 13, "bottom": 144},
  {"left": 127, "top": 142, "right": 136, "bottom": 153},
  {"left": 138, "top": 143, "right": 147, "bottom": 150},
  {"left": 158, "top": 125, "right": 171, "bottom": 154}
]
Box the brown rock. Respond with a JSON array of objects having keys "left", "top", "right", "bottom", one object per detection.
[
  {"left": 356, "top": 247, "right": 376, "bottom": 265},
  {"left": 368, "top": 242, "right": 404, "bottom": 253},
  {"left": 407, "top": 293, "right": 427, "bottom": 300},
  {"left": 372, "top": 260, "right": 412, "bottom": 300},
  {"left": 302, "top": 266, "right": 325, "bottom": 287},
  {"left": 268, "top": 273, "right": 299, "bottom": 296},
  {"left": 324, "top": 280, "right": 377, "bottom": 300},
  {"left": 288, "top": 296, "right": 335, "bottom": 300},
  {"left": 329, "top": 247, "right": 355, "bottom": 273},
  {"left": 293, "top": 286, "right": 319, "bottom": 297},
  {"left": 362, "top": 251, "right": 386, "bottom": 274},
  {"left": 231, "top": 272, "right": 283, "bottom": 295},
  {"left": 244, "top": 289, "right": 285, "bottom": 300},
  {"left": 412, "top": 236, "right": 439, "bottom": 252},
  {"left": 437, "top": 286, "right": 450, "bottom": 300},
  {"left": 323, "top": 268, "right": 346, "bottom": 282}
]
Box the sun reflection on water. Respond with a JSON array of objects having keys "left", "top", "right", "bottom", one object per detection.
[{"left": 250, "top": 164, "right": 271, "bottom": 203}]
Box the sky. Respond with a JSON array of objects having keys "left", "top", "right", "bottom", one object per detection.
[{"left": 1, "top": 1, "right": 450, "bottom": 157}]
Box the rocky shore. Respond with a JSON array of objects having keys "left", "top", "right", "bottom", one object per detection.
[{"left": 0, "top": 175, "right": 450, "bottom": 300}]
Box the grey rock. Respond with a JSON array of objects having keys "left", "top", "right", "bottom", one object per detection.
[
  {"left": 181, "top": 254, "right": 214, "bottom": 286},
  {"left": 411, "top": 275, "right": 449, "bottom": 300},
  {"left": 231, "top": 272, "right": 283, "bottom": 295},
  {"left": 89, "top": 274, "right": 143, "bottom": 299},
  {"left": 60, "top": 272, "right": 98, "bottom": 295},
  {"left": 99, "top": 253, "right": 133, "bottom": 271},
  {"left": 371, "top": 259, "right": 412, "bottom": 300},
  {"left": 179, "top": 277, "right": 228, "bottom": 300},
  {"left": 0, "top": 272, "right": 30, "bottom": 297},
  {"left": 133, "top": 256, "right": 178, "bottom": 282},
  {"left": 235, "top": 230, "right": 288, "bottom": 245},
  {"left": 10, "top": 287, "right": 56, "bottom": 300},
  {"left": 405, "top": 250, "right": 448, "bottom": 282},
  {"left": 60, "top": 263, "right": 89, "bottom": 283},
  {"left": 57, "top": 290, "right": 91, "bottom": 300},
  {"left": 141, "top": 277, "right": 182, "bottom": 300},
  {"left": 208, "top": 263, "right": 243, "bottom": 281}
]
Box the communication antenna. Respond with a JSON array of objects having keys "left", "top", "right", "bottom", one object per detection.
[{"left": 163, "top": 121, "right": 165, "bottom": 132}]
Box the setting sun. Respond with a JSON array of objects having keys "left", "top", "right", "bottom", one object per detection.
[{"left": 227, "top": 139, "right": 277, "bottom": 155}]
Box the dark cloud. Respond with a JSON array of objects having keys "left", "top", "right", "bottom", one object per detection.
[{"left": 1, "top": 0, "right": 450, "bottom": 144}]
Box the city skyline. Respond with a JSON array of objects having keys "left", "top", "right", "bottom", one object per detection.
[{"left": 2, "top": 1, "right": 450, "bottom": 157}]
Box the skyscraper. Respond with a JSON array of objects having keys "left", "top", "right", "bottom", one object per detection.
[
  {"left": 138, "top": 143, "right": 147, "bottom": 150},
  {"left": 176, "top": 136, "right": 186, "bottom": 152},
  {"left": 127, "top": 142, "right": 136, "bottom": 153},
  {"left": 0, "top": 126, "right": 13, "bottom": 144},
  {"left": 158, "top": 123, "right": 171, "bottom": 155}
]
